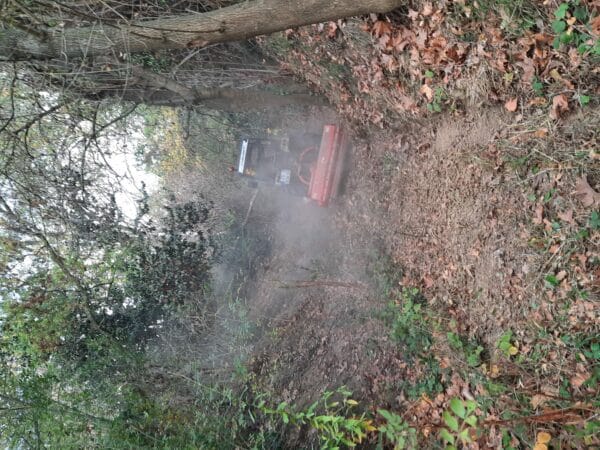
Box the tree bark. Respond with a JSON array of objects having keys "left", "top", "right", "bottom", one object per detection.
[
  {"left": 65, "top": 65, "right": 325, "bottom": 111},
  {"left": 118, "top": 86, "right": 324, "bottom": 111},
  {"left": 129, "top": 66, "right": 325, "bottom": 110},
  {"left": 0, "top": 0, "right": 402, "bottom": 61}
]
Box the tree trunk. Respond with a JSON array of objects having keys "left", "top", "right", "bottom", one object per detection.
[
  {"left": 1, "top": 0, "right": 402, "bottom": 61},
  {"left": 64, "top": 65, "right": 325, "bottom": 111},
  {"left": 131, "top": 66, "right": 325, "bottom": 109},
  {"left": 118, "top": 86, "right": 325, "bottom": 111}
]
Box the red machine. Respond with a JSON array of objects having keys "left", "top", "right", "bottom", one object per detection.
[
  {"left": 298, "top": 125, "right": 348, "bottom": 207},
  {"left": 237, "top": 125, "right": 349, "bottom": 207}
]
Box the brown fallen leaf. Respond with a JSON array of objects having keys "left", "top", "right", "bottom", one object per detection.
[
  {"left": 570, "top": 371, "right": 590, "bottom": 388},
  {"left": 421, "top": 2, "right": 434, "bottom": 16},
  {"left": 528, "top": 97, "right": 548, "bottom": 107},
  {"left": 550, "top": 94, "right": 569, "bottom": 119},
  {"left": 407, "top": 9, "right": 420, "bottom": 21},
  {"left": 326, "top": 21, "right": 338, "bottom": 39},
  {"left": 515, "top": 57, "right": 535, "bottom": 84},
  {"left": 533, "top": 203, "right": 544, "bottom": 224},
  {"left": 419, "top": 84, "right": 434, "bottom": 101},
  {"left": 557, "top": 209, "right": 574, "bottom": 224},
  {"left": 591, "top": 15, "right": 600, "bottom": 36},
  {"left": 574, "top": 176, "right": 600, "bottom": 207},
  {"left": 415, "top": 29, "right": 428, "bottom": 49},
  {"left": 372, "top": 20, "right": 392, "bottom": 37},
  {"left": 531, "top": 394, "right": 550, "bottom": 409},
  {"left": 505, "top": 97, "right": 518, "bottom": 112},
  {"left": 422, "top": 274, "right": 434, "bottom": 288}
]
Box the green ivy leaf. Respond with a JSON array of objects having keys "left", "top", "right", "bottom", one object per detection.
[
  {"left": 443, "top": 410, "right": 459, "bottom": 432},
  {"left": 467, "top": 346, "right": 483, "bottom": 367},
  {"left": 553, "top": 36, "right": 562, "bottom": 49},
  {"left": 555, "top": 3, "right": 569, "bottom": 19},
  {"left": 465, "top": 415, "right": 478, "bottom": 427},
  {"left": 450, "top": 398, "right": 466, "bottom": 419},
  {"left": 579, "top": 95, "right": 590, "bottom": 106},
  {"left": 552, "top": 20, "right": 567, "bottom": 33},
  {"left": 465, "top": 400, "right": 478, "bottom": 414},
  {"left": 573, "top": 6, "right": 588, "bottom": 21},
  {"left": 440, "top": 428, "right": 455, "bottom": 444},
  {"left": 560, "top": 32, "right": 574, "bottom": 44},
  {"left": 447, "top": 332, "right": 463, "bottom": 350},
  {"left": 459, "top": 428, "right": 472, "bottom": 443},
  {"left": 378, "top": 408, "right": 393, "bottom": 422},
  {"left": 545, "top": 274, "right": 559, "bottom": 287}
]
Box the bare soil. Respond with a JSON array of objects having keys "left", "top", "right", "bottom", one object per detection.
[{"left": 245, "top": 107, "right": 532, "bottom": 395}]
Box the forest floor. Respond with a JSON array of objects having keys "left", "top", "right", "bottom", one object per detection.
[{"left": 231, "top": 2, "right": 600, "bottom": 448}]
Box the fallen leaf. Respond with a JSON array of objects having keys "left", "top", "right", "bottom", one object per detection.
[
  {"left": 574, "top": 176, "right": 600, "bottom": 207},
  {"left": 550, "top": 94, "right": 569, "bottom": 119},
  {"left": 421, "top": 2, "right": 434, "bottom": 16},
  {"left": 391, "top": 33, "right": 410, "bottom": 52},
  {"left": 534, "top": 128, "right": 548, "bottom": 138},
  {"left": 396, "top": 95, "right": 419, "bottom": 114},
  {"left": 533, "top": 444, "right": 548, "bottom": 450},
  {"left": 415, "top": 30, "right": 428, "bottom": 49},
  {"left": 549, "top": 68, "right": 562, "bottom": 82},
  {"left": 326, "top": 21, "right": 338, "bottom": 39},
  {"left": 557, "top": 209, "right": 574, "bottom": 224},
  {"left": 528, "top": 97, "right": 548, "bottom": 107},
  {"left": 505, "top": 98, "right": 518, "bottom": 112},
  {"left": 422, "top": 274, "right": 434, "bottom": 288},
  {"left": 591, "top": 15, "right": 600, "bottom": 36},
  {"left": 515, "top": 57, "right": 535, "bottom": 84},
  {"left": 570, "top": 371, "right": 590, "bottom": 388},
  {"left": 573, "top": 253, "right": 587, "bottom": 267},
  {"left": 556, "top": 270, "right": 567, "bottom": 281},
  {"left": 568, "top": 47, "right": 582, "bottom": 69},
  {"left": 408, "top": 9, "right": 420, "bottom": 21},
  {"left": 419, "top": 84, "right": 434, "bottom": 101},
  {"left": 531, "top": 395, "right": 550, "bottom": 408},
  {"left": 372, "top": 20, "right": 392, "bottom": 37},
  {"left": 533, "top": 204, "right": 544, "bottom": 224}
]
